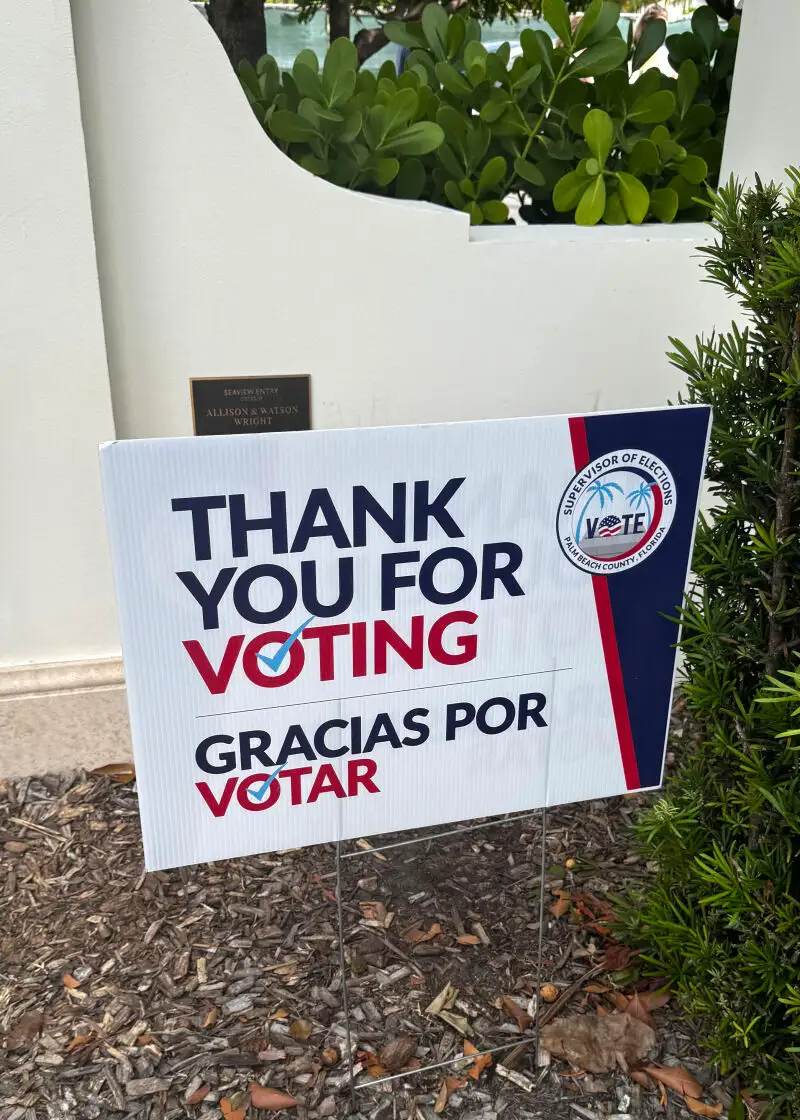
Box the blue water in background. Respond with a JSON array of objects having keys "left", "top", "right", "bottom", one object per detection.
[{"left": 193, "top": 4, "right": 692, "bottom": 73}]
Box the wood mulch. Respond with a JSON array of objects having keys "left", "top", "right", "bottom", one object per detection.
[{"left": 0, "top": 724, "right": 735, "bottom": 1120}]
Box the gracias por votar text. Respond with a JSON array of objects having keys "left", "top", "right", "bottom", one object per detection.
[{"left": 172, "top": 477, "right": 526, "bottom": 693}]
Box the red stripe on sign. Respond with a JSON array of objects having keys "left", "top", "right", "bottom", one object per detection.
[{"left": 568, "top": 416, "right": 641, "bottom": 790}]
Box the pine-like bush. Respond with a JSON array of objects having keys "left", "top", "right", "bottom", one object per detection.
[{"left": 622, "top": 172, "right": 800, "bottom": 1116}]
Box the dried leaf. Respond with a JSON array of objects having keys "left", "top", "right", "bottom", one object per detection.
[
  {"left": 463, "top": 1040, "right": 493, "bottom": 1080},
  {"left": 186, "top": 1084, "right": 210, "bottom": 1105},
  {"left": 89, "top": 762, "right": 136, "bottom": 783},
  {"left": 438, "top": 1009, "right": 471, "bottom": 1035},
  {"left": 270, "top": 1007, "right": 288, "bottom": 1020},
  {"left": 248, "top": 1083, "right": 298, "bottom": 1109},
  {"left": 433, "top": 1074, "right": 466, "bottom": 1112},
  {"left": 550, "top": 889, "right": 571, "bottom": 919},
  {"left": 404, "top": 923, "right": 442, "bottom": 944},
  {"left": 359, "top": 900, "right": 388, "bottom": 924},
  {"left": 360, "top": 1050, "right": 386, "bottom": 1078},
  {"left": 610, "top": 993, "right": 630, "bottom": 1012},
  {"left": 684, "top": 1098, "right": 723, "bottom": 1117},
  {"left": 7, "top": 1011, "right": 44, "bottom": 1048},
  {"left": 644, "top": 1065, "right": 704, "bottom": 1099},
  {"left": 64, "top": 1033, "right": 94, "bottom": 1053},
  {"left": 626, "top": 992, "right": 654, "bottom": 1028},
  {"left": 288, "top": 1018, "right": 314, "bottom": 1040},
  {"left": 501, "top": 995, "right": 533, "bottom": 1032},
  {"left": 426, "top": 982, "right": 457, "bottom": 1016},
  {"left": 638, "top": 987, "right": 672, "bottom": 1012},
  {"left": 220, "top": 1098, "right": 246, "bottom": 1120},
  {"left": 62, "top": 974, "right": 81, "bottom": 989},
  {"left": 584, "top": 984, "right": 611, "bottom": 994},
  {"left": 202, "top": 1008, "right": 217, "bottom": 1029},
  {"left": 602, "top": 944, "right": 637, "bottom": 971},
  {"left": 434, "top": 1079, "right": 450, "bottom": 1113},
  {"left": 631, "top": 1069, "right": 654, "bottom": 1089},
  {"left": 379, "top": 1035, "right": 418, "bottom": 1072},
  {"left": 455, "top": 934, "right": 480, "bottom": 945},
  {"left": 322, "top": 1047, "right": 339, "bottom": 1065},
  {"left": 541, "top": 1012, "right": 655, "bottom": 1074}
]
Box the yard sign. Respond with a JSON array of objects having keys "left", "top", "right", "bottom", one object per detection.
[{"left": 101, "top": 407, "right": 710, "bottom": 871}]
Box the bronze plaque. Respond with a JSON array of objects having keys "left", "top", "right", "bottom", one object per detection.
[{"left": 190, "top": 375, "right": 311, "bottom": 436}]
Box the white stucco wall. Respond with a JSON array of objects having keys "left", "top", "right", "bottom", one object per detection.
[
  {"left": 71, "top": 0, "right": 739, "bottom": 444},
  {"left": 0, "top": 0, "right": 118, "bottom": 668},
  {"left": 721, "top": 0, "right": 800, "bottom": 186}
]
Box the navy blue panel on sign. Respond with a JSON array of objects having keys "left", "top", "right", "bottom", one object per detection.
[{"left": 583, "top": 406, "right": 710, "bottom": 788}]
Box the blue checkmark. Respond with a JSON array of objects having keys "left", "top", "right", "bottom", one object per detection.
[
  {"left": 257, "top": 615, "right": 316, "bottom": 672},
  {"left": 249, "top": 762, "right": 287, "bottom": 802}
]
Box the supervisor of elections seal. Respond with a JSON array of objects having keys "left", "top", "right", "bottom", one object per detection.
[{"left": 557, "top": 449, "right": 676, "bottom": 574}]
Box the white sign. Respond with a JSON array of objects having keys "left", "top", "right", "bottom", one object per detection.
[{"left": 100, "top": 407, "right": 710, "bottom": 870}]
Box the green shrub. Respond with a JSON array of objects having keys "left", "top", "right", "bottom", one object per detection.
[
  {"left": 239, "top": 0, "right": 738, "bottom": 226},
  {"left": 620, "top": 173, "right": 800, "bottom": 1116}
]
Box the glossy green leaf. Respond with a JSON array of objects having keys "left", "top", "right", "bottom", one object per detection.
[
  {"left": 292, "top": 61, "right": 324, "bottom": 102},
  {"left": 582, "top": 108, "right": 613, "bottom": 166},
  {"left": 395, "top": 158, "right": 426, "bottom": 199},
  {"left": 238, "top": 60, "right": 261, "bottom": 105},
  {"left": 435, "top": 61, "right": 472, "bottom": 97},
  {"left": 479, "top": 99, "right": 510, "bottom": 124},
  {"left": 567, "top": 103, "right": 589, "bottom": 135},
  {"left": 269, "top": 109, "right": 320, "bottom": 144},
  {"left": 381, "top": 120, "right": 444, "bottom": 157},
  {"left": 438, "top": 141, "right": 464, "bottom": 179},
  {"left": 679, "top": 153, "right": 708, "bottom": 183},
  {"left": 384, "top": 20, "right": 428, "bottom": 50},
  {"left": 465, "top": 124, "right": 491, "bottom": 167},
  {"left": 543, "top": 0, "right": 572, "bottom": 46},
  {"left": 575, "top": 175, "right": 606, "bottom": 225},
  {"left": 603, "top": 189, "right": 626, "bottom": 224},
  {"left": 436, "top": 104, "right": 468, "bottom": 142},
  {"left": 299, "top": 154, "right": 329, "bottom": 176},
  {"left": 467, "top": 201, "right": 483, "bottom": 225},
  {"left": 511, "top": 63, "right": 541, "bottom": 93},
  {"left": 628, "top": 90, "right": 676, "bottom": 123},
  {"left": 631, "top": 16, "right": 666, "bottom": 72},
  {"left": 421, "top": 2, "right": 449, "bottom": 60},
  {"left": 514, "top": 157, "right": 545, "bottom": 186},
  {"left": 323, "top": 36, "right": 358, "bottom": 106},
  {"left": 459, "top": 177, "right": 476, "bottom": 199},
  {"left": 578, "top": 1, "right": 620, "bottom": 48},
  {"left": 444, "top": 179, "right": 465, "bottom": 208},
  {"left": 553, "top": 169, "right": 592, "bottom": 212},
  {"left": 339, "top": 109, "right": 362, "bottom": 144},
  {"left": 676, "top": 102, "right": 715, "bottom": 138},
  {"left": 481, "top": 199, "right": 509, "bottom": 223},
  {"left": 649, "top": 186, "right": 679, "bottom": 222},
  {"left": 572, "top": 0, "right": 603, "bottom": 49},
  {"left": 676, "top": 58, "right": 699, "bottom": 118},
  {"left": 295, "top": 49, "right": 319, "bottom": 74},
  {"left": 520, "top": 28, "right": 554, "bottom": 74},
  {"left": 446, "top": 13, "right": 466, "bottom": 59},
  {"left": 691, "top": 4, "right": 721, "bottom": 58},
  {"left": 627, "top": 138, "right": 659, "bottom": 177},
  {"left": 372, "top": 157, "right": 400, "bottom": 187},
  {"left": 464, "top": 40, "right": 487, "bottom": 71},
  {"left": 384, "top": 88, "right": 419, "bottom": 135},
  {"left": 477, "top": 155, "right": 507, "bottom": 196},
  {"left": 569, "top": 37, "right": 628, "bottom": 78},
  {"left": 616, "top": 170, "right": 649, "bottom": 223}
]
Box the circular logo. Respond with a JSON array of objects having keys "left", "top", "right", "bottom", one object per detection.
[{"left": 557, "top": 449, "right": 676, "bottom": 574}]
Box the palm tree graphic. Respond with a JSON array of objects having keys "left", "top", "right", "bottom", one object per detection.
[
  {"left": 576, "top": 478, "right": 624, "bottom": 542},
  {"left": 626, "top": 480, "right": 656, "bottom": 528}
]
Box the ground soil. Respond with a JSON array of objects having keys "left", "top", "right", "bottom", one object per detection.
[{"left": 0, "top": 726, "right": 735, "bottom": 1120}]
